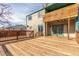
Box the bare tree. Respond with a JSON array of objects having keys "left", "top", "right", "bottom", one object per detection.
[{"left": 0, "top": 3, "right": 12, "bottom": 27}]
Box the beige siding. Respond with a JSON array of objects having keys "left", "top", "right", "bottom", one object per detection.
[{"left": 27, "top": 10, "right": 45, "bottom": 35}]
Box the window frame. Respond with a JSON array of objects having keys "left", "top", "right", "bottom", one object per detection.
[
  {"left": 38, "top": 25, "right": 43, "bottom": 32},
  {"left": 28, "top": 15, "right": 32, "bottom": 20}
]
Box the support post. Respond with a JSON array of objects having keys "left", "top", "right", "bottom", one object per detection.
[
  {"left": 45, "top": 22, "right": 48, "bottom": 36},
  {"left": 68, "top": 18, "right": 70, "bottom": 40},
  {"left": 26, "top": 16, "right": 27, "bottom": 37}
]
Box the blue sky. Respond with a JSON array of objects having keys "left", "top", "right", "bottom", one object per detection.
[{"left": 9, "top": 3, "right": 44, "bottom": 25}]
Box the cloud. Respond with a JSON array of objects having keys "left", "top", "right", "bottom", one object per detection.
[{"left": 9, "top": 14, "right": 26, "bottom": 25}]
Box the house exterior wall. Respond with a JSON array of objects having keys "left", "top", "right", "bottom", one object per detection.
[{"left": 27, "top": 9, "right": 45, "bottom": 35}]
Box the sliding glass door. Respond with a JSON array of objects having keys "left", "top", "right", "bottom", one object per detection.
[{"left": 52, "top": 24, "right": 64, "bottom": 36}]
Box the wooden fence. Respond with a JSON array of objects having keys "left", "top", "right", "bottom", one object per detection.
[{"left": 0, "top": 29, "right": 34, "bottom": 42}]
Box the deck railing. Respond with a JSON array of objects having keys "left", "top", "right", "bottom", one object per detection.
[{"left": 0, "top": 29, "right": 34, "bottom": 42}]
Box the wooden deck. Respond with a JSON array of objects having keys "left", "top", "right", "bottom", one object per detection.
[{"left": 4, "top": 36, "right": 79, "bottom": 56}]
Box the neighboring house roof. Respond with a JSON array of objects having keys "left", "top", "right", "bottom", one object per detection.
[
  {"left": 6, "top": 25, "right": 26, "bottom": 30},
  {"left": 26, "top": 3, "right": 75, "bottom": 17}
]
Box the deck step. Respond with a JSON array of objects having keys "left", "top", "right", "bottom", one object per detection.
[
  {"left": 2, "top": 45, "right": 13, "bottom": 56},
  {"left": 0, "top": 46, "right": 6, "bottom": 56}
]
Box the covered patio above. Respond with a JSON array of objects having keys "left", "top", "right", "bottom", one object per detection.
[{"left": 44, "top": 4, "right": 78, "bottom": 40}]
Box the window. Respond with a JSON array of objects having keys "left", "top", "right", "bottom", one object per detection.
[
  {"left": 77, "top": 19, "right": 79, "bottom": 31},
  {"left": 28, "top": 15, "right": 32, "bottom": 20},
  {"left": 76, "top": 17, "right": 79, "bottom": 31},
  {"left": 38, "top": 25, "right": 43, "bottom": 32},
  {"left": 78, "top": 8, "right": 79, "bottom": 31},
  {"left": 78, "top": 23, "right": 79, "bottom": 31},
  {"left": 76, "top": 22, "right": 79, "bottom": 31}
]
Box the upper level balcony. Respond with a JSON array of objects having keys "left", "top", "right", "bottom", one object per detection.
[{"left": 44, "top": 4, "right": 78, "bottom": 22}]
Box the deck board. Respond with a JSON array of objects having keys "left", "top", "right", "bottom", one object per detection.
[{"left": 5, "top": 36, "right": 79, "bottom": 56}]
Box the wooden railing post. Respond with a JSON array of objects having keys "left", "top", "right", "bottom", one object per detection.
[
  {"left": 32, "top": 31, "right": 34, "bottom": 37},
  {"left": 16, "top": 31, "right": 18, "bottom": 40},
  {"left": 45, "top": 22, "right": 48, "bottom": 36}
]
